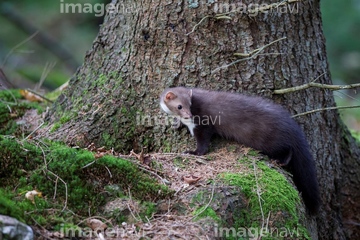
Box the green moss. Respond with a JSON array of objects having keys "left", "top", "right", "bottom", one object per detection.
[
  {"left": 350, "top": 129, "right": 360, "bottom": 143},
  {"left": 0, "top": 136, "right": 173, "bottom": 228},
  {"left": 121, "top": 107, "right": 127, "bottom": 114},
  {"left": 59, "top": 115, "right": 72, "bottom": 124},
  {"left": 0, "top": 89, "right": 22, "bottom": 101},
  {"left": 172, "top": 156, "right": 190, "bottom": 168},
  {"left": 139, "top": 202, "right": 157, "bottom": 220},
  {"left": 92, "top": 73, "right": 109, "bottom": 88},
  {"left": 162, "top": 141, "right": 172, "bottom": 153},
  {"left": 0, "top": 189, "right": 28, "bottom": 222},
  {"left": 220, "top": 158, "right": 310, "bottom": 240},
  {"left": 0, "top": 89, "right": 44, "bottom": 135},
  {"left": 101, "top": 132, "right": 116, "bottom": 147},
  {"left": 45, "top": 89, "right": 63, "bottom": 101},
  {"left": 247, "top": 149, "right": 259, "bottom": 156},
  {"left": 193, "top": 206, "right": 221, "bottom": 222},
  {"left": 50, "top": 122, "right": 61, "bottom": 132}
]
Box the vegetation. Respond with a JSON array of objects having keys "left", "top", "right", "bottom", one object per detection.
[
  {"left": 190, "top": 155, "right": 310, "bottom": 240},
  {"left": 0, "top": 90, "right": 173, "bottom": 230},
  {"left": 0, "top": 135, "right": 173, "bottom": 229},
  {"left": 0, "top": 89, "right": 43, "bottom": 135},
  {"left": 221, "top": 159, "right": 309, "bottom": 239}
]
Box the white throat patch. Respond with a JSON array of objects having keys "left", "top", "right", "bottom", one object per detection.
[{"left": 180, "top": 118, "right": 196, "bottom": 136}]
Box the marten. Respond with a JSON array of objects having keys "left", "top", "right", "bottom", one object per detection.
[{"left": 160, "top": 87, "right": 320, "bottom": 214}]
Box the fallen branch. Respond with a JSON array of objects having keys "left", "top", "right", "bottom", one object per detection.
[
  {"left": 186, "top": 12, "right": 236, "bottom": 36},
  {"left": 190, "top": 182, "right": 216, "bottom": 221},
  {"left": 24, "top": 88, "right": 54, "bottom": 103},
  {"left": 47, "top": 170, "right": 68, "bottom": 212},
  {"left": 211, "top": 37, "right": 286, "bottom": 74},
  {"left": 23, "top": 122, "right": 45, "bottom": 141},
  {"left": 1, "top": 31, "right": 38, "bottom": 67},
  {"left": 274, "top": 82, "right": 360, "bottom": 94},
  {"left": 253, "top": 159, "right": 265, "bottom": 230},
  {"left": 292, "top": 105, "right": 360, "bottom": 118}
]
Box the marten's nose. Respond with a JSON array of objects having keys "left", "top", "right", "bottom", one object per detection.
[{"left": 185, "top": 113, "right": 192, "bottom": 119}]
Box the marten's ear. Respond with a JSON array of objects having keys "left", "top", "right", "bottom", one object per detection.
[{"left": 165, "top": 91, "right": 177, "bottom": 101}]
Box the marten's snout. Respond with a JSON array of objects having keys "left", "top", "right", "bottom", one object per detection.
[{"left": 182, "top": 111, "right": 192, "bottom": 119}]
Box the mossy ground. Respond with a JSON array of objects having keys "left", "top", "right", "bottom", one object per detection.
[
  {"left": 0, "top": 89, "right": 312, "bottom": 239},
  {"left": 190, "top": 153, "right": 310, "bottom": 240},
  {"left": 0, "top": 136, "right": 173, "bottom": 230},
  {"left": 0, "top": 88, "right": 172, "bottom": 238},
  {"left": 0, "top": 89, "right": 43, "bottom": 136},
  {"left": 0, "top": 89, "right": 173, "bottom": 232}
]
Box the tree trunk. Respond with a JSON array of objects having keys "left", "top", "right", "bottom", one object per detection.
[{"left": 43, "top": 0, "right": 360, "bottom": 238}]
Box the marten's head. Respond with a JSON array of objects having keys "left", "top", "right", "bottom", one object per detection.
[{"left": 160, "top": 87, "right": 192, "bottom": 120}]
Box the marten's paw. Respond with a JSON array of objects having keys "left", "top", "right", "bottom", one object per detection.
[{"left": 184, "top": 150, "right": 206, "bottom": 156}]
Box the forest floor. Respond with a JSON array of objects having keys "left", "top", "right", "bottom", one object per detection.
[{"left": 1, "top": 89, "right": 310, "bottom": 239}]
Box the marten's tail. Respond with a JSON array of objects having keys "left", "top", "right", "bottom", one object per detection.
[{"left": 289, "top": 140, "right": 321, "bottom": 214}]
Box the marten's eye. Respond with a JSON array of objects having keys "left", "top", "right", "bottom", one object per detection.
[{"left": 177, "top": 105, "right": 182, "bottom": 110}]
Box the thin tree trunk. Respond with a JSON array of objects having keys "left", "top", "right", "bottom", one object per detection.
[{"left": 43, "top": 0, "right": 360, "bottom": 238}]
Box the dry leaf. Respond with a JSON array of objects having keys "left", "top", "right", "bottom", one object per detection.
[
  {"left": 97, "top": 146, "right": 107, "bottom": 152},
  {"left": 86, "top": 218, "right": 107, "bottom": 231},
  {"left": 130, "top": 148, "right": 152, "bottom": 165},
  {"left": 183, "top": 175, "right": 202, "bottom": 185},
  {"left": 241, "top": 147, "right": 252, "bottom": 155},
  {"left": 20, "top": 90, "right": 43, "bottom": 102},
  {"left": 143, "top": 155, "right": 152, "bottom": 165},
  {"left": 94, "top": 152, "right": 106, "bottom": 158},
  {"left": 25, "top": 190, "right": 42, "bottom": 203}
]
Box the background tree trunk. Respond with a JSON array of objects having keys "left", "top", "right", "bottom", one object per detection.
[{"left": 43, "top": 0, "right": 360, "bottom": 238}]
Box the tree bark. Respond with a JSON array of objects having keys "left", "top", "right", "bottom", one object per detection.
[{"left": 43, "top": 0, "right": 360, "bottom": 239}]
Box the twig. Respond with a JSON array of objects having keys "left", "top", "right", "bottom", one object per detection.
[
  {"left": 53, "top": 177, "right": 58, "bottom": 200},
  {"left": 0, "top": 86, "right": 18, "bottom": 105},
  {"left": 211, "top": 37, "right": 286, "bottom": 74},
  {"left": 36, "top": 62, "right": 56, "bottom": 91},
  {"left": 34, "top": 139, "right": 48, "bottom": 168},
  {"left": 186, "top": 11, "right": 238, "bottom": 36},
  {"left": 102, "top": 153, "right": 170, "bottom": 185},
  {"left": 136, "top": 164, "right": 169, "bottom": 185},
  {"left": 0, "top": 3, "right": 79, "bottom": 71},
  {"left": 191, "top": 182, "right": 216, "bottom": 221},
  {"left": 0, "top": 68, "right": 15, "bottom": 89},
  {"left": 2, "top": 31, "right": 39, "bottom": 67},
  {"left": 82, "top": 160, "right": 96, "bottom": 169},
  {"left": 233, "top": 37, "right": 286, "bottom": 58},
  {"left": 274, "top": 79, "right": 360, "bottom": 94},
  {"left": 23, "top": 122, "right": 45, "bottom": 141},
  {"left": 292, "top": 105, "right": 360, "bottom": 118},
  {"left": 104, "top": 166, "right": 112, "bottom": 178},
  {"left": 186, "top": 15, "right": 211, "bottom": 36},
  {"left": 252, "top": 159, "right": 265, "bottom": 230},
  {"left": 47, "top": 170, "right": 68, "bottom": 211},
  {"left": 127, "top": 188, "right": 141, "bottom": 222},
  {"left": 154, "top": 152, "right": 208, "bottom": 161},
  {"left": 25, "top": 88, "right": 54, "bottom": 103}
]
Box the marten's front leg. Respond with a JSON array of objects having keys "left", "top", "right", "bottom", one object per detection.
[{"left": 185, "top": 126, "right": 214, "bottom": 156}]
